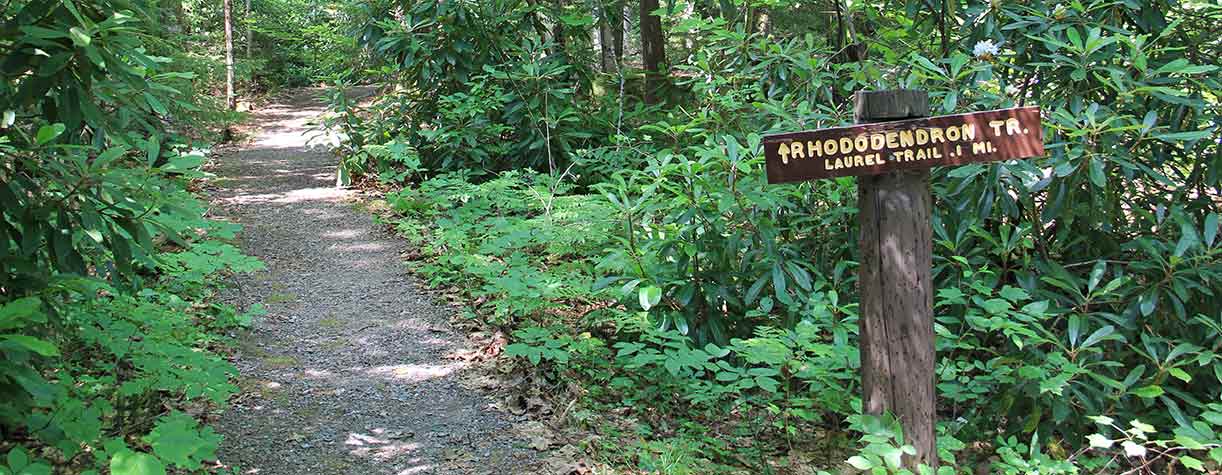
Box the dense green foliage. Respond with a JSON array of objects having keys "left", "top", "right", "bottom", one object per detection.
[
  {"left": 0, "top": 0, "right": 283, "bottom": 472},
  {"left": 4, "top": 0, "right": 1220, "bottom": 472},
  {"left": 329, "top": 0, "right": 1222, "bottom": 472}
]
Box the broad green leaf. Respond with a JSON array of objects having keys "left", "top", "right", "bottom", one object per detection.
[
  {"left": 639, "top": 286, "right": 662, "bottom": 311},
  {"left": 145, "top": 136, "right": 161, "bottom": 166},
  {"left": 84, "top": 229, "right": 104, "bottom": 243},
  {"left": 162, "top": 154, "right": 204, "bottom": 172},
  {"left": 1132, "top": 385, "right": 1164, "bottom": 398},
  {"left": 1205, "top": 213, "right": 1218, "bottom": 247},
  {"left": 35, "top": 124, "right": 66, "bottom": 145},
  {"left": 1087, "top": 260, "right": 1106, "bottom": 293},
  {"left": 1080, "top": 325, "right": 1117, "bottom": 349},
  {"left": 881, "top": 446, "right": 904, "bottom": 468},
  {"left": 0, "top": 298, "right": 43, "bottom": 330},
  {"left": 109, "top": 451, "right": 165, "bottom": 475},
  {"left": 1154, "top": 130, "right": 1212, "bottom": 142},
  {"left": 95, "top": 146, "right": 127, "bottom": 168},
  {"left": 69, "top": 27, "right": 92, "bottom": 46},
  {"left": 1179, "top": 455, "right": 1204, "bottom": 471},
  {"left": 1142, "top": 110, "right": 1157, "bottom": 130},
  {"left": 18, "top": 26, "right": 69, "bottom": 40},
  {"left": 1088, "top": 159, "right": 1105, "bottom": 188},
  {"left": 753, "top": 376, "right": 779, "bottom": 392},
  {"left": 846, "top": 455, "right": 873, "bottom": 470},
  {"left": 1175, "top": 435, "right": 1205, "bottom": 450},
  {"left": 998, "top": 285, "right": 1029, "bottom": 303},
  {"left": 1066, "top": 28, "right": 1083, "bottom": 49},
  {"left": 1139, "top": 290, "right": 1158, "bottom": 316},
  {"left": 144, "top": 93, "right": 168, "bottom": 115},
  {"left": 981, "top": 298, "right": 1012, "bottom": 315},
  {"left": 1177, "top": 65, "right": 1218, "bottom": 74},
  {"left": 1174, "top": 220, "right": 1199, "bottom": 257},
  {"left": 1, "top": 335, "right": 59, "bottom": 357},
  {"left": 144, "top": 413, "right": 219, "bottom": 470},
  {"left": 1154, "top": 58, "right": 1189, "bottom": 75},
  {"left": 8, "top": 447, "right": 28, "bottom": 470},
  {"left": 16, "top": 462, "right": 51, "bottom": 475}
]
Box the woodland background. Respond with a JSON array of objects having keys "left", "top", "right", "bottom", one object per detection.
[{"left": 1, "top": 0, "right": 1220, "bottom": 473}]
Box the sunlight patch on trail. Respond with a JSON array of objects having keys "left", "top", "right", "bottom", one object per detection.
[
  {"left": 223, "top": 187, "right": 348, "bottom": 205},
  {"left": 364, "top": 363, "right": 465, "bottom": 382}
]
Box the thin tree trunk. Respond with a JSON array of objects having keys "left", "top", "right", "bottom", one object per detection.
[
  {"left": 613, "top": 0, "right": 625, "bottom": 65},
  {"left": 833, "top": 0, "right": 845, "bottom": 51},
  {"left": 598, "top": 0, "right": 625, "bottom": 71},
  {"left": 224, "top": 0, "right": 235, "bottom": 110},
  {"left": 599, "top": 5, "right": 613, "bottom": 71},
  {"left": 594, "top": 4, "right": 604, "bottom": 71},
  {"left": 939, "top": 0, "right": 948, "bottom": 57},
  {"left": 245, "top": 0, "right": 252, "bottom": 59},
  {"left": 639, "top": 0, "right": 665, "bottom": 104}
]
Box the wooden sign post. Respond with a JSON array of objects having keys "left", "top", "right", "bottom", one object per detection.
[{"left": 762, "top": 90, "right": 1044, "bottom": 469}]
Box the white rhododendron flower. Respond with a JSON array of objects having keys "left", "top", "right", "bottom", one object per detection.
[
  {"left": 973, "top": 39, "right": 1000, "bottom": 59},
  {"left": 1122, "top": 440, "right": 1147, "bottom": 458}
]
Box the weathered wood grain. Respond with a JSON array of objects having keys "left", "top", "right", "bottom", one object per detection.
[{"left": 855, "top": 89, "right": 938, "bottom": 470}]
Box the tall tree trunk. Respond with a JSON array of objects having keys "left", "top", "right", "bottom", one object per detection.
[
  {"left": 245, "top": 0, "right": 252, "bottom": 59},
  {"left": 598, "top": 0, "right": 625, "bottom": 71},
  {"left": 639, "top": 0, "right": 665, "bottom": 104},
  {"left": 613, "top": 0, "right": 625, "bottom": 65},
  {"left": 224, "top": 0, "right": 235, "bottom": 110},
  {"left": 599, "top": 7, "right": 613, "bottom": 71},
  {"left": 833, "top": 0, "right": 845, "bottom": 51}
]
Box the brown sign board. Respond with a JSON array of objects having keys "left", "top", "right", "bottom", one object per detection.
[{"left": 763, "top": 107, "right": 1044, "bottom": 184}]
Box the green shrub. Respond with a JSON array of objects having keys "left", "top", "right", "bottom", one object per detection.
[
  {"left": 2, "top": 0, "right": 263, "bottom": 471},
  {"left": 332, "top": 0, "right": 1221, "bottom": 471}
]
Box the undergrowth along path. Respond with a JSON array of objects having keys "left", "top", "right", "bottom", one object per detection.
[{"left": 207, "top": 88, "right": 541, "bottom": 475}]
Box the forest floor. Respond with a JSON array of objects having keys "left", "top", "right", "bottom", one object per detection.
[{"left": 205, "top": 88, "right": 546, "bottom": 475}]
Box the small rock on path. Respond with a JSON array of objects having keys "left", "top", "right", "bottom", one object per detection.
[{"left": 208, "top": 88, "right": 543, "bottom": 475}]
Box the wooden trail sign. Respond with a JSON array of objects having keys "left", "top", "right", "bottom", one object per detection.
[
  {"left": 762, "top": 90, "right": 1044, "bottom": 469},
  {"left": 763, "top": 106, "right": 1043, "bottom": 183}
]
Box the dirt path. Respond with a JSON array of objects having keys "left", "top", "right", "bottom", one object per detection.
[{"left": 207, "top": 89, "right": 542, "bottom": 475}]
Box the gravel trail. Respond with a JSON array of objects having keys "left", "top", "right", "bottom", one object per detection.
[{"left": 207, "top": 88, "right": 542, "bottom": 475}]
